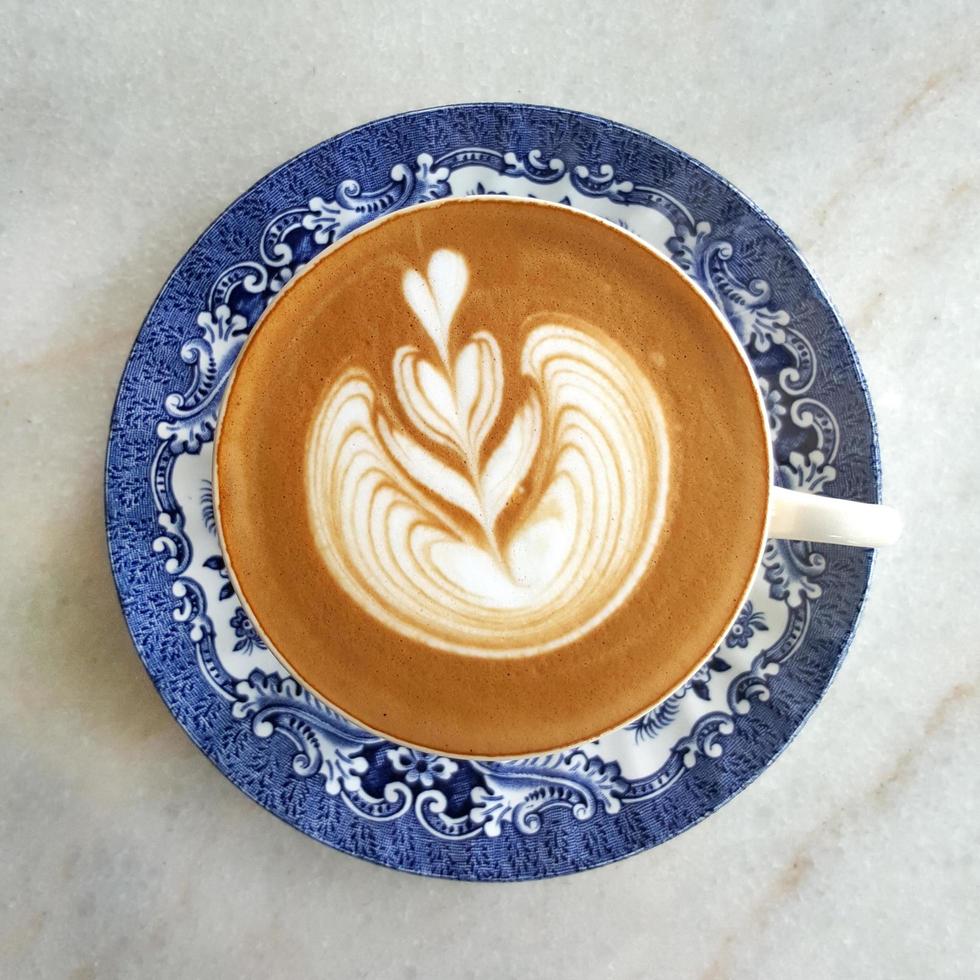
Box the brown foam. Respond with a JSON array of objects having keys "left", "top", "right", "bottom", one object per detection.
[{"left": 216, "top": 197, "right": 770, "bottom": 757}]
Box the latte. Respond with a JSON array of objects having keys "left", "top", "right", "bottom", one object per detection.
[{"left": 216, "top": 197, "right": 770, "bottom": 757}]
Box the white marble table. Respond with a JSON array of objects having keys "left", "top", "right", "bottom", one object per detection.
[{"left": 2, "top": 2, "right": 978, "bottom": 977}]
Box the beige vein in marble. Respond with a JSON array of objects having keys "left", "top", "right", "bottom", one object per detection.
[{"left": 698, "top": 681, "right": 979, "bottom": 980}]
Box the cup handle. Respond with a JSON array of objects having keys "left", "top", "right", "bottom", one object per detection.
[{"left": 769, "top": 486, "right": 902, "bottom": 547}]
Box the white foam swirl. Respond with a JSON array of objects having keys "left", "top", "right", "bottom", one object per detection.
[{"left": 306, "top": 249, "right": 670, "bottom": 657}]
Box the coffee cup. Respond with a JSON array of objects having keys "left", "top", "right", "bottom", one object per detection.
[{"left": 214, "top": 196, "right": 899, "bottom": 759}]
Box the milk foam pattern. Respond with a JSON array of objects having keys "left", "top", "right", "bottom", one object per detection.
[{"left": 306, "top": 249, "right": 670, "bottom": 656}]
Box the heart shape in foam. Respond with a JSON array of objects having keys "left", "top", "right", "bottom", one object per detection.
[{"left": 306, "top": 249, "right": 671, "bottom": 657}]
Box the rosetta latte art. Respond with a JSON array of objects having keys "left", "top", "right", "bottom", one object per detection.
[{"left": 306, "top": 250, "right": 670, "bottom": 657}]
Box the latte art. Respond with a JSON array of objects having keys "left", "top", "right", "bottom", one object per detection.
[{"left": 306, "top": 249, "right": 670, "bottom": 656}]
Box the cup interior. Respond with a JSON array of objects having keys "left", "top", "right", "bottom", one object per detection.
[{"left": 213, "top": 195, "right": 773, "bottom": 759}]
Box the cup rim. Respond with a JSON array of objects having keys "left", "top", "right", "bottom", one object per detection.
[{"left": 213, "top": 194, "right": 774, "bottom": 760}]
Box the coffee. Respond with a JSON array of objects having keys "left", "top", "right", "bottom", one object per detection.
[{"left": 216, "top": 197, "right": 770, "bottom": 757}]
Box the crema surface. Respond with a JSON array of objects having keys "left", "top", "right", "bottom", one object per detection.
[{"left": 216, "top": 198, "right": 769, "bottom": 757}]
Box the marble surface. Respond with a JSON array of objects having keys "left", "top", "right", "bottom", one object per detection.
[{"left": 2, "top": 1, "right": 978, "bottom": 976}]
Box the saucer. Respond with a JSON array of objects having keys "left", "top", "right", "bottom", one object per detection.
[{"left": 105, "top": 104, "right": 880, "bottom": 880}]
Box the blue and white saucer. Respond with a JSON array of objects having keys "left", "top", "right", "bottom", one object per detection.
[{"left": 105, "top": 104, "right": 880, "bottom": 880}]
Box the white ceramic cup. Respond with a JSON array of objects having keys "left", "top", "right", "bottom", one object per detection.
[{"left": 214, "top": 196, "right": 899, "bottom": 758}]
